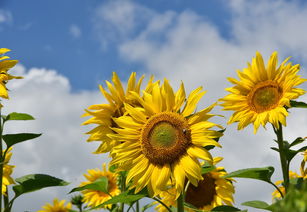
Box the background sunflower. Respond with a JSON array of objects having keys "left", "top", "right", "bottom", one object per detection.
[{"left": 220, "top": 52, "right": 306, "bottom": 133}]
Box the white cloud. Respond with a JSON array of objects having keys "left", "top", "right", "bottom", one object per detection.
[
  {"left": 3, "top": 64, "right": 108, "bottom": 211},
  {"left": 2, "top": 0, "right": 307, "bottom": 210},
  {"left": 93, "top": 0, "right": 154, "bottom": 49},
  {"left": 69, "top": 24, "right": 82, "bottom": 39},
  {"left": 0, "top": 9, "right": 12, "bottom": 25},
  {"left": 94, "top": 0, "right": 307, "bottom": 210}
]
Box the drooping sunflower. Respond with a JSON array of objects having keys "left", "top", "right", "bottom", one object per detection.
[
  {"left": 80, "top": 163, "right": 120, "bottom": 208},
  {"left": 272, "top": 171, "right": 301, "bottom": 200},
  {"left": 155, "top": 158, "right": 235, "bottom": 212},
  {"left": 83, "top": 72, "right": 150, "bottom": 154},
  {"left": 2, "top": 148, "right": 15, "bottom": 195},
  {"left": 110, "top": 80, "right": 223, "bottom": 197},
  {"left": 0, "top": 48, "right": 22, "bottom": 104},
  {"left": 220, "top": 52, "right": 306, "bottom": 133},
  {"left": 38, "top": 198, "right": 72, "bottom": 212}
]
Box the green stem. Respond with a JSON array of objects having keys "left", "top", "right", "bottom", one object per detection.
[
  {"left": 136, "top": 200, "right": 139, "bottom": 212},
  {"left": 177, "top": 193, "right": 184, "bottom": 212},
  {"left": 0, "top": 110, "right": 3, "bottom": 211},
  {"left": 273, "top": 123, "right": 289, "bottom": 193},
  {"left": 152, "top": 197, "right": 172, "bottom": 212},
  {"left": 269, "top": 181, "right": 284, "bottom": 198},
  {"left": 3, "top": 188, "right": 9, "bottom": 210},
  {"left": 119, "top": 173, "right": 126, "bottom": 212}
]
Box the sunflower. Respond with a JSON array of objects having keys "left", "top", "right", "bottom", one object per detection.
[
  {"left": 272, "top": 171, "right": 301, "bottom": 200},
  {"left": 155, "top": 158, "right": 235, "bottom": 212},
  {"left": 80, "top": 163, "right": 120, "bottom": 208},
  {"left": 2, "top": 148, "right": 15, "bottom": 195},
  {"left": 220, "top": 52, "right": 306, "bottom": 133},
  {"left": 82, "top": 72, "right": 150, "bottom": 154},
  {"left": 0, "top": 48, "right": 22, "bottom": 102},
  {"left": 110, "top": 80, "right": 223, "bottom": 197},
  {"left": 38, "top": 198, "right": 72, "bottom": 212}
]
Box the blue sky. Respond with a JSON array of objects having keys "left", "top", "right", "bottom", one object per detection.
[
  {"left": 1, "top": 0, "right": 307, "bottom": 211},
  {"left": 1, "top": 0, "right": 232, "bottom": 91}
]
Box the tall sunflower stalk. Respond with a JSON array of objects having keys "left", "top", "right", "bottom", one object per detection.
[
  {"left": 220, "top": 51, "right": 306, "bottom": 198},
  {"left": 0, "top": 48, "right": 21, "bottom": 211}
]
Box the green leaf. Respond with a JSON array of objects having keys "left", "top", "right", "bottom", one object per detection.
[
  {"left": 290, "top": 100, "right": 307, "bottom": 108},
  {"left": 201, "top": 165, "right": 216, "bottom": 175},
  {"left": 285, "top": 146, "right": 307, "bottom": 162},
  {"left": 141, "top": 202, "right": 155, "bottom": 212},
  {"left": 93, "top": 189, "right": 148, "bottom": 209},
  {"left": 270, "top": 147, "right": 279, "bottom": 152},
  {"left": 205, "top": 129, "right": 225, "bottom": 150},
  {"left": 183, "top": 203, "right": 203, "bottom": 212},
  {"left": 211, "top": 205, "right": 243, "bottom": 211},
  {"left": 242, "top": 200, "right": 271, "bottom": 210},
  {"left": 222, "top": 167, "right": 274, "bottom": 183},
  {"left": 13, "top": 174, "right": 69, "bottom": 197},
  {"left": 4, "top": 112, "right": 35, "bottom": 121},
  {"left": 69, "top": 176, "right": 109, "bottom": 194},
  {"left": 289, "top": 137, "right": 306, "bottom": 148},
  {"left": 3, "top": 133, "right": 42, "bottom": 148}
]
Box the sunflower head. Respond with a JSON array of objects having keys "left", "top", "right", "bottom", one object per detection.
[
  {"left": 80, "top": 163, "right": 120, "bottom": 208},
  {"left": 2, "top": 148, "right": 15, "bottom": 195},
  {"left": 185, "top": 166, "right": 235, "bottom": 211},
  {"left": 82, "top": 72, "right": 145, "bottom": 154},
  {"left": 110, "top": 80, "right": 223, "bottom": 198},
  {"left": 220, "top": 52, "right": 306, "bottom": 133},
  {"left": 0, "top": 48, "right": 22, "bottom": 103},
  {"left": 38, "top": 198, "right": 72, "bottom": 212},
  {"left": 155, "top": 159, "right": 235, "bottom": 212}
]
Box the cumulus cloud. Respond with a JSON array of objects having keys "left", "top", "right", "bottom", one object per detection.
[
  {"left": 93, "top": 0, "right": 307, "bottom": 210},
  {"left": 92, "top": 0, "right": 154, "bottom": 49},
  {"left": 3, "top": 64, "right": 108, "bottom": 211},
  {"left": 69, "top": 24, "right": 82, "bottom": 39}
]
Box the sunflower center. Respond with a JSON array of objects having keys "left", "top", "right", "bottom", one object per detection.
[
  {"left": 185, "top": 173, "right": 217, "bottom": 208},
  {"left": 248, "top": 81, "right": 282, "bottom": 113},
  {"left": 149, "top": 122, "right": 177, "bottom": 148},
  {"left": 141, "top": 112, "right": 191, "bottom": 166}
]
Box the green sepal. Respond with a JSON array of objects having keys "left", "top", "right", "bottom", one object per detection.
[
  {"left": 222, "top": 167, "right": 274, "bottom": 183},
  {"left": 211, "top": 205, "right": 244, "bottom": 211},
  {"left": 201, "top": 165, "right": 216, "bottom": 175},
  {"left": 2, "top": 133, "right": 41, "bottom": 148},
  {"left": 285, "top": 146, "right": 307, "bottom": 162},
  {"left": 289, "top": 137, "right": 306, "bottom": 147},
  {"left": 69, "top": 176, "right": 109, "bottom": 194},
  {"left": 13, "top": 174, "right": 69, "bottom": 197},
  {"left": 3, "top": 112, "right": 35, "bottom": 121},
  {"left": 205, "top": 129, "right": 225, "bottom": 150},
  {"left": 92, "top": 188, "right": 148, "bottom": 209},
  {"left": 183, "top": 203, "right": 203, "bottom": 211},
  {"left": 241, "top": 200, "right": 271, "bottom": 211},
  {"left": 290, "top": 100, "right": 307, "bottom": 108},
  {"left": 141, "top": 202, "right": 156, "bottom": 212}
]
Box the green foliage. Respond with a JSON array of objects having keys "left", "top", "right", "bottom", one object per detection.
[
  {"left": 205, "top": 129, "right": 225, "bottom": 150},
  {"left": 2, "top": 133, "right": 41, "bottom": 148},
  {"left": 69, "top": 176, "right": 109, "bottom": 194},
  {"left": 201, "top": 165, "right": 216, "bottom": 175},
  {"left": 241, "top": 200, "right": 271, "bottom": 210},
  {"left": 3, "top": 112, "right": 35, "bottom": 121},
  {"left": 290, "top": 100, "right": 307, "bottom": 108},
  {"left": 268, "top": 180, "right": 307, "bottom": 212},
  {"left": 211, "top": 205, "right": 245, "bottom": 211},
  {"left": 13, "top": 174, "right": 69, "bottom": 197},
  {"left": 289, "top": 137, "right": 306, "bottom": 147},
  {"left": 93, "top": 188, "right": 148, "bottom": 209},
  {"left": 222, "top": 166, "right": 274, "bottom": 184}
]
